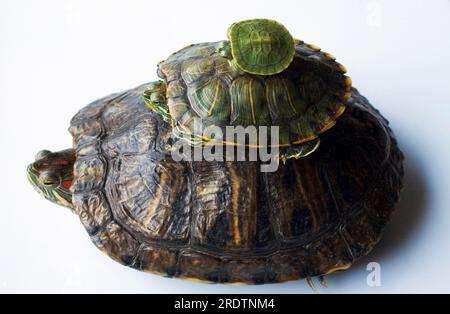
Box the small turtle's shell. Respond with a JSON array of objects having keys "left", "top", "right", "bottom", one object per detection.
[
  {"left": 227, "top": 19, "right": 295, "bottom": 75},
  {"left": 155, "top": 40, "right": 350, "bottom": 147},
  {"left": 69, "top": 84, "right": 403, "bottom": 284}
]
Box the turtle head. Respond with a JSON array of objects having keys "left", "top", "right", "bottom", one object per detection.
[
  {"left": 143, "top": 81, "right": 170, "bottom": 122},
  {"left": 226, "top": 19, "right": 295, "bottom": 75},
  {"left": 27, "top": 149, "right": 76, "bottom": 209}
]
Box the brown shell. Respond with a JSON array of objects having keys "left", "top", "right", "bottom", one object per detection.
[{"left": 69, "top": 84, "right": 404, "bottom": 284}]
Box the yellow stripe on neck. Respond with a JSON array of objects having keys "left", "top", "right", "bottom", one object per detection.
[{"left": 52, "top": 190, "right": 72, "bottom": 208}]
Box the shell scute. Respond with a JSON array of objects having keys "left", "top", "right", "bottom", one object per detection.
[
  {"left": 166, "top": 80, "right": 186, "bottom": 99},
  {"left": 229, "top": 76, "right": 270, "bottom": 126},
  {"left": 72, "top": 156, "right": 106, "bottom": 193},
  {"left": 110, "top": 154, "right": 191, "bottom": 242},
  {"left": 188, "top": 77, "right": 231, "bottom": 123},
  {"left": 159, "top": 61, "right": 181, "bottom": 83},
  {"left": 73, "top": 191, "right": 113, "bottom": 236},
  {"left": 131, "top": 244, "right": 179, "bottom": 275},
  {"left": 264, "top": 76, "right": 307, "bottom": 123},
  {"left": 69, "top": 119, "right": 103, "bottom": 147},
  {"left": 101, "top": 119, "right": 158, "bottom": 159},
  {"left": 267, "top": 249, "right": 310, "bottom": 282},
  {"left": 167, "top": 98, "right": 190, "bottom": 122},
  {"left": 181, "top": 58, "right": 215, "bottom": 85},
  {"left": 289, "top": 117, "right": 315, "bottom": 142},
  {"left": 92, "top": 222, "right": 140, "bottom": 266},
  {"left": 222, "top": 257, "right": 270, "bottom": 284},
  {"left": 177, "top": 250, "right": 222, "bottom": 282},
  {"left": 307, "top": 231, "right": 353, "bottom": 276}
]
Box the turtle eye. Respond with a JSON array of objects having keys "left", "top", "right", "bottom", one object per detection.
[
  {"left": 217, "top": 41, "right": 231, "bottom": 58},
  {"left": 39, "top": 171, "right": 60, "bottom": 189},
  {"left": 43, "top": 179, "right": 54, "bottom": 186},
  {"left": 35, "top": 150, "right": 52, "bottom": 161}
]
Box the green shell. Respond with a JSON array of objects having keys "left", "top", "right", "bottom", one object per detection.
[
  {"left": 145, "top": 20, "right": 352, "bottom": 158},
  {"left": 227, "top": 19, "right": 295, "bottom": 75},
  {"left": 150, "top": 43, "right": 349, "bottom": 152}
]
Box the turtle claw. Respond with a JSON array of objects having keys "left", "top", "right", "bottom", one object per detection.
[
  {"left": 280, "top": 138, "right": 321, "bottom": 163},
  {"left": 306, "top": 277, "right": 318, "bottom": 293},
  {"left": 318, "top": 275, "right": 328, "bottom": 288}
]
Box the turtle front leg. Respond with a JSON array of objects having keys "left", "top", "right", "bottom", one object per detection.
[
  {"left": 280, "top": 138, "right": 321, "bottom": 163},
  {"left": 143, "top": 81, "right": 170, "bottom": 121}
]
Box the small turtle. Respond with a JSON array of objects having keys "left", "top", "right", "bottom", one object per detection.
[
  {"left": 144, "top": 19, "right": 351, "bottom": 159},
  {"left": 27, "top": 82, "right": 404, "bottom": 284}
]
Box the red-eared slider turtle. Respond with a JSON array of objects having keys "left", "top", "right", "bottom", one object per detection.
[
  {"left": 144, "top": 19, "right": 351, "bottom": 159},
  {"left": 27, "top": 81, "right": 404, "bottom": 284}
]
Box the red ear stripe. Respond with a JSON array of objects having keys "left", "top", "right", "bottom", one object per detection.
[
  {"left": 53, "top": 160, "right": 69, "bottom": 166},
  {"left": 62, "top": 180, "right": 73, "bottom": 189}
]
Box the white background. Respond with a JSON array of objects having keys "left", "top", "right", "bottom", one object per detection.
[{"left": 1, "top": 0, "right": 449, "bottom": 293}]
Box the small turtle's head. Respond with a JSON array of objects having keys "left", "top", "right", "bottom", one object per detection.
[
  {"left": 143, "top": 81, "right": 170, "bottom": 122},
  {"left": 27, "top": 149, "right": 76, "bottom": 209},
  {"left": 226, "top": 19, "right": 295, "bottom": 75}
]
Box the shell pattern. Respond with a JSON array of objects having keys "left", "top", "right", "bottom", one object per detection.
[
  {"left": 227, "top": 18, "right": 296, "bottom": 75},
  {"left": 149, "top": 40, "right": 351, "bottom": 148}
]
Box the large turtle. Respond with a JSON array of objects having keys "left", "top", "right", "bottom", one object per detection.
[
  {"left": 27, "top": 81, "right": 404, "bottom": 285},
  {"left": 144, "top": 19, "right": 352, "bottom": 160}
]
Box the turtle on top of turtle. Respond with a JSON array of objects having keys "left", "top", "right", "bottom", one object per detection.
[
  {"left": 144, "top": 18, "right": 351, "bottom": 160},
  {"left": 27, "top": 18, "right": 404, "bottom": 286}
]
